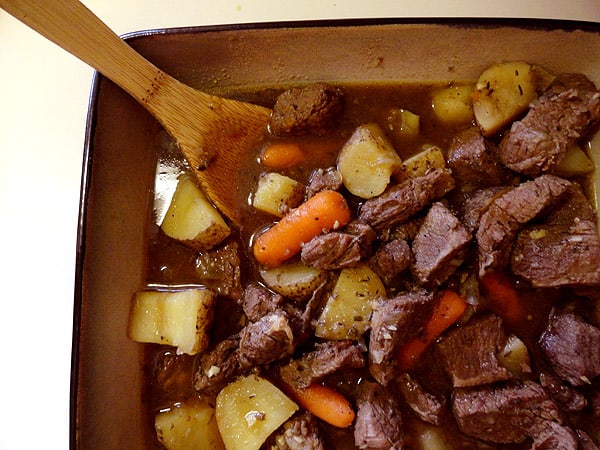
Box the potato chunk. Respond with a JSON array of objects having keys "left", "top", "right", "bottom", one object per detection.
[
  {"left": 553, "top": 144, "right": 595, "bottom": 177},
  {"left": 155, "top": 400, "right": 225, "bottom": 450},
  {"left": 216, "top": 375, "right": 298, "bottom": 450},
  {"left": 315, "top": 264, "right": 386, "bottom": 340},
  {"left": 161, "top": 175, "right": 231, "bottom": 251},
  {"left": 128, "top": 289, "right": 215, "bottom": 355},
  {"left": 402, "top": 145, "right": 447, "bottom": 179},
  {"left": 431, "top": 84, "right": 474, "bottom": 124},
  {"left": 252, "top": 172, "right": 304, "bottom": 217},
  {"left": 337, "top": 123, "right": 403, "bottom": 199},
  {"left": 472, "top": 61, "right": 554, "bottom": 136},
  {"left": 260, "top": 261, "right": 327, "bottom": 300}
]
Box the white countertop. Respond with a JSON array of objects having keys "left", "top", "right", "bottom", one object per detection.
[{"left": 0, "top": 1, "right": 598, "bottom": 449}]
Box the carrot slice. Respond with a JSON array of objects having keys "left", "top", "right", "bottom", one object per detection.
[
  {"left": 260, "top": 142, "right": 305, "bottom": 169},
  {"left": 480, "top": 271, "right": 526, "bottom": 327},
  {"left": 397, "top": 289, "right": 467, "bottom": 370},
  {"left": 291, "top": 383, "right": 355, "bottom": 428},
  {"left": 253, "top": 190, "right": 351, "bottom": 267}
]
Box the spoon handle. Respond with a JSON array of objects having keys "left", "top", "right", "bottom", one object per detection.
[{"left": 0, "top": 0, "right": 163, "bottom": 105}]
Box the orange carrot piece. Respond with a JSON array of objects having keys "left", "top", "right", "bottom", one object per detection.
[
  {"left": 253, "top": 190, "right": 351, "bottom": 267},
  {"left": 398, "top": 289, "right": 467, "bottom": 370},
  {"left": 292, "top": 383, "right": 355, "bottom": 428},
  {"left": 260, "top": 142, "right": 305, "bottom": 169},
  {"left": 480, "top": 272, "right": 526, "bottom": 327}
]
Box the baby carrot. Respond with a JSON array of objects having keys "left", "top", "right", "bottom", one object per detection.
[
  {"left": 292, "top": 383, "right": 355, "bottom": 428},
  {"left": 253, "top": 190, "right": 351, "bottom": 267},
  {"left": 260, "top": 142, "right": 305, "bottom": 169},
  {"left": 479, "top": 271, "right": 526, "bottom": 327},
  {"left": 398, "top": 289, "right": 467, "bottom": 370}
]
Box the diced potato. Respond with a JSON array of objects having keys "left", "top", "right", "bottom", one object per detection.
[
  {"left": 473, "top": 61, "right": 551, "bottom": 137},
  {"left": 252, "top": 172, "right": 304, "bottom": 217},
  {"left": 315, "top": 264, "right": 386, "bottom": 340},
  {"left": 216, "top": 374, "right": 298, "bottom": 450},
  {"left": 155, "top": 400, "right": 225, "bottom": 450},
  {"left": 497, "top": 334, "right": 531, "bottom": 378},
  {"left": 416, "top": 424, "right": 453, "bottom": 450},
  {"left": 431, "top": 84, "right": 474, "bottom": 124},
  {"left": 128, "top": 289, "right": 215, "bottom": 355},
  {"left": 161, "top": 175, "right": 231, "bottom": 251},
  {"left": 553, "top": 144, "right": 595, "bottom": 177},
  {"left": 337, "top": 123, "right": 403, "bottom": 199},
  {"left": 387, "top": 108, "right": 420, "bottom": 139},
  {"left": 260, "top": 261, "right": 327, "bottom": 300},
  {"left": 402, "top": 145, "right": 447, "bottom": 179}
]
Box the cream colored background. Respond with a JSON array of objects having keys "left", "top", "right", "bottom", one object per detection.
[{"left": 0, "top": 1, "right": 598, "bottom": 449}]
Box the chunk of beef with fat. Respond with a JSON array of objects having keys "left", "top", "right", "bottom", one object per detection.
[
  {"left": 436, "top": 314, "right": 514, "bottom": 387},
  {"left": 539, "top": 309, "right": 600, "bottom": 386},
  {"left": 539, "top": 371, "right": 587, "bottom": 413},
  {"left": 279, "top": 340, "right": 365, "bottom": 390},
  {"left": 368, "top": 290, "right": 436, "bottom": 386},
  {"left": 359, "top": 168, "right": 455, "bottom": 233},
  {"left": 306, "top": 166, "right": 343, "bottom": 198},
  {"left": 476, "top": 174, "right": 571, "bottom": 276},
  {"left": 270, "top": 412, "right": 325, "bottom": 450},
  {"left": 269, "top": 82, "right": 344, "bottom": 136},
  {"left": 241, "top": 283, "right": 284, "bottom": 322},
  {"left": 368, "top": 239, "right": 413, "bottom": 286},
  {"left": 354, "top": 381, "right": 404, "bottom": 450},
  {"left": 447, "top": 125, "right": 510, "bottom": 187},
  {"left": 411, "top": 202, "right": 471, "bottom": 287},
  {"left": 195, "top": 240, "right": 242, "bottom": 300},
  {"left": 194, "top": 336, "right": 241, "bottom": 396},
  {"left": 511, "top": 184, "right": 600, "bottom": 288},
  {"left": 452, "top": 381, "right": 564, "bottom": 444},
  {"left": 301, "top": 221, "right": 376, "bottom": 270},
  {"left": 530, "top": 420, "right": 578, "bottom": 450},
  {"left": 396, "top": 373, "right": 446, "bottom": 425},
  {"left": 459, "top": 185, "right": 510, "bottom": 234},
  {"left": 238, "top": 311, "right": 295, "bottom": 367},
  {"left": 498, "top": 73, "right": 600, "bottom": 176}
]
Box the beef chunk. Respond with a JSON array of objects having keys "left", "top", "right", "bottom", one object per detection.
[
  {"left": 437, "top": 314, "right": 513, "bottom": 387},
  {"left": 511, "top": 183, "right": 600, "bottom": 288},
  {"left": 539, "top": 371, "right": 587, "bottom": 412},
  {"left": 238, "top": 311, "right": 295, "bottom": 366},
  {"left": 279, "top": 340, "right": 365, "bottom": 390},
  {"left": 447, "top": 126, "right": 509, "bottom": 187},
  {"left": 241, "top": 283, "right": 284, "bottom": 322},
  {"left": 540, "top": 309, "right": 600, "bottom": 386},
  {"left": 369, "top": 290, "right": 436, "bottom": 386},
  {"left": 530, "top": 420, "right": 578, "bottom": 450},
  {"left": 194, "top": 336, "right": 241, "bottom": 396},
  {"left": 476, "top": 174, "right": 571, "bottom": 276},
  {"left": 512, "top": 220, "right": 600, "bottom": 287},
  {"left": 452, "top": 381, "right": 562, "bottom": 444},
  {"left": 301, "top": 221, "right": 376, "bottom": 270},
  {"left": 354, "top": 381, "right": 404, "bottom": 450},
  {"left": 306, "top": 166, "right": 343, "bottom": 198},
  {"left": 195, "top": 240, "right": 242, "bottom": 300},
  {"left": 359, "top": 168, "right": 455, "bottom": 233},
  {"left": 368, "top": 239, "right": 413, "bottom": 286},
  {"left": 459, "top": 186, "right": 510, "bottom": 234},
  {"left": 397, "top": 373, "right": 446, "bottom": 425},
  {"left": 269, "top": 82, "right": 344, "bottom": 136},
  {"left": 499, "top": 73, "right": 600, "bottom": 177},
  {"left": 411, "top": 202, "right": 471, "bottom": 287},
  {"left": 270, "top": 412, "right": 325, "bottom": 450}
]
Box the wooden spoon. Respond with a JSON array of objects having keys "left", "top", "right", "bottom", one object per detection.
[{"left": 0, "top": 0, "right": 272, "bottom": 225}]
